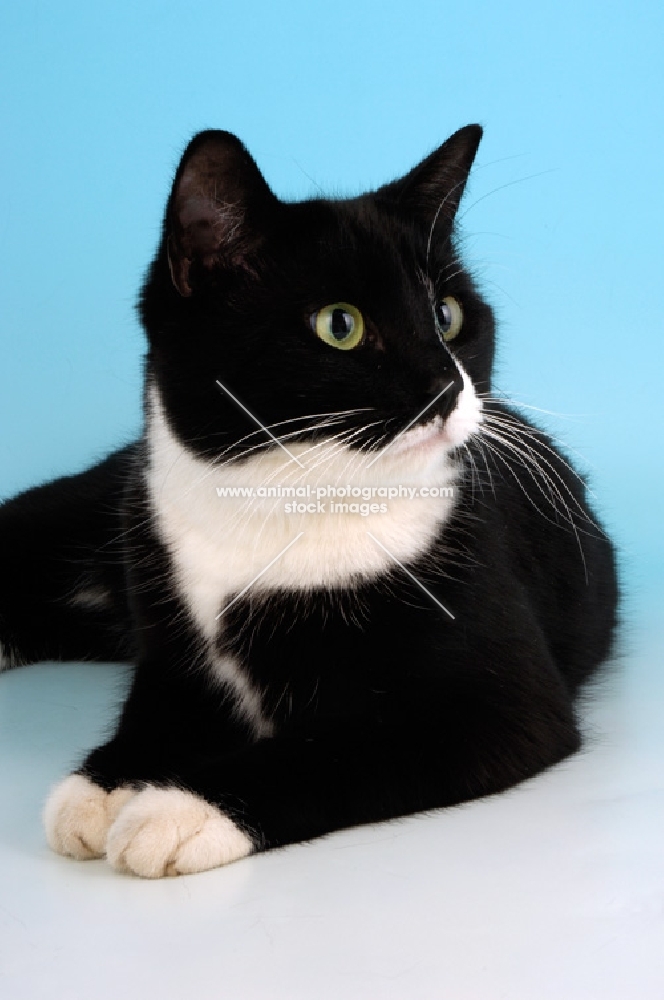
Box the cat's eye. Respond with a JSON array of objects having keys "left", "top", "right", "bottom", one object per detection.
[
  {"left": 437, "top": 297, "right": 464, "bottom": 341},
  {"left": 312, "top": 303, "right": 365, "bottom": 351}
]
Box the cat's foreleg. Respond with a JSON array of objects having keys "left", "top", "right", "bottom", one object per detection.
[
  {"left": 45, "top": 657, "right": 580, "bottom": 877},
  {"left": 42, "top": 652, "right": 253, "bottom": 866}
]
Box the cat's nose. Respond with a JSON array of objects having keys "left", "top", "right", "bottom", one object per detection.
[
  {"left": 422, "top": 371, "right": 463, "bottom": 419},
  {"left": 427, "top": 374, "right": 457, "bottom": 396}
]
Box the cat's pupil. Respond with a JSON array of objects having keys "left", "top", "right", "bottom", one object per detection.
[
  {"left": 438, "top": 302, "right": 452, "bottom": 332},
  {"left": 330, "top": 309, "right": 353, "bottom": 340}
]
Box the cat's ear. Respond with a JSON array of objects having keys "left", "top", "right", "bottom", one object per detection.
[
  {"left": 377, "top": 124, "right": 482, "bottom": 227},
  {"left": 166, "top": 130, "right": 277, "bottom": 297}
]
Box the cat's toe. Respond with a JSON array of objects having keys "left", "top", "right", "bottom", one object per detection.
[
  {"left": 43, "top": 773, "right": 135, "bottom": 860},
  {"left": 105, "top": 785, "right": 253, "bottom": 878}
]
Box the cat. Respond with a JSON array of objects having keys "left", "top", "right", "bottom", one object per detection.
[{"left": 0, "top": 125, "right": 618, "bottom": 878}]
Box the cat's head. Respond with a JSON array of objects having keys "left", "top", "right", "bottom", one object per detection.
[{"left": 140, "top": 126, "right": 494, "bottom": 480}]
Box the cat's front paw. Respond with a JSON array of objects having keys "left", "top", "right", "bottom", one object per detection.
[
  {"left": 105, "top": 786, "right": 254, "bottom": 878},
  {"left": 43, "top": 774, "right": 136, "bottom": 860}
]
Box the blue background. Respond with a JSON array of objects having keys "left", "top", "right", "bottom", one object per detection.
[{"left": 1, "top": 0, "right": 662, "bottom": 614}]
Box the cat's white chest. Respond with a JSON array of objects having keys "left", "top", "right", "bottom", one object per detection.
[{"left": 145, "top": 383, "right": 474, "bottom": 644}]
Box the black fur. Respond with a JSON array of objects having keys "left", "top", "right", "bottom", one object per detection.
[{"left": 0, "top": 126, "right": 618, "bottom": 867}]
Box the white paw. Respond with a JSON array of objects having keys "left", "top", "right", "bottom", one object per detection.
[
  {"left": 43, "top": 774, "right": 136, "bottom": 860},
  {"left": 105, "top": 786, "right": 253, "bottom": 878}
]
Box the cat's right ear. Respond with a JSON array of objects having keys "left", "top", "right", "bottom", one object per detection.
[{"left": 166, "top": 131, "right": 277, "bottom": 297}]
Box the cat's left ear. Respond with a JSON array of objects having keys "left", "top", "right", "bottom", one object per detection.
[
  {"left": 376, "top": 124, "right": 483, "bottom": 227},
  {"left": 166, "top": 130, "right": 277, "bottom": 297}
]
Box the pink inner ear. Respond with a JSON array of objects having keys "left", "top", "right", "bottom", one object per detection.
[
  {"left": 169, "top": 174, "right": 246, "bottom": 296},
  {"left": 175, "top": 173, "right": 244, "bottom": 253},
  {"left": 178, "top": 192, "right": 216, "bottom": 229}
]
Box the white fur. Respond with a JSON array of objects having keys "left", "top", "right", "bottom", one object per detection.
[
  {"left": 146, "top": 360, "right": 482, "bottom": 646},
  {"left": 43, "top": 774, "right": 136, "bottom": 860},
  {"left": 105, "top": 785, "right": 253, "bottom": 878},
  {"left": 211, "top": 653, "right": 275, "bottom": 737},
  {"left": 439, "top": 363, "right": 484, "bottom": 448}
]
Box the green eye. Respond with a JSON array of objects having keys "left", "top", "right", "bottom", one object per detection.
[
  {"left": 313, "top": 302, "right": 365, "bottom": 351},
  {"left": 437, "top": 296, "right": 464, "bottom": 341}
]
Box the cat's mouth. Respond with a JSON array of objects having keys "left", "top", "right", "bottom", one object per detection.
[{"left": 387, "top": 416, "right": 449, "bottom": 457}]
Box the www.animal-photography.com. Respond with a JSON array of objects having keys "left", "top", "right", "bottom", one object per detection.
[{"left": 1, "top": 2, "right": 662, "bottom": 998}]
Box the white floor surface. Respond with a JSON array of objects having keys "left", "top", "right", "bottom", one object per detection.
[{"left": 1, "top": 607, "right": 663, "bottom": 999}]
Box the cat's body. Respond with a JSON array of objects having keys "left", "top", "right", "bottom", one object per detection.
[{"left": 0, "top": 126, "right": 617, "bottom": 877}]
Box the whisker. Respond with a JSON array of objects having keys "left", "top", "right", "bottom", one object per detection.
[
  {"left": 481, "top": 409, "right": 597, "bottom": 499},
  {"left": 478, "top": 427, "right": 591, "bottom": 582},
  {"left": 480, "top": 424, "right": 591, "bottom": 527}
]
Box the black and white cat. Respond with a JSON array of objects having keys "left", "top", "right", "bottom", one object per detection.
[{"left": 0, "top": 126, "right": 617, "bottom": 877}]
